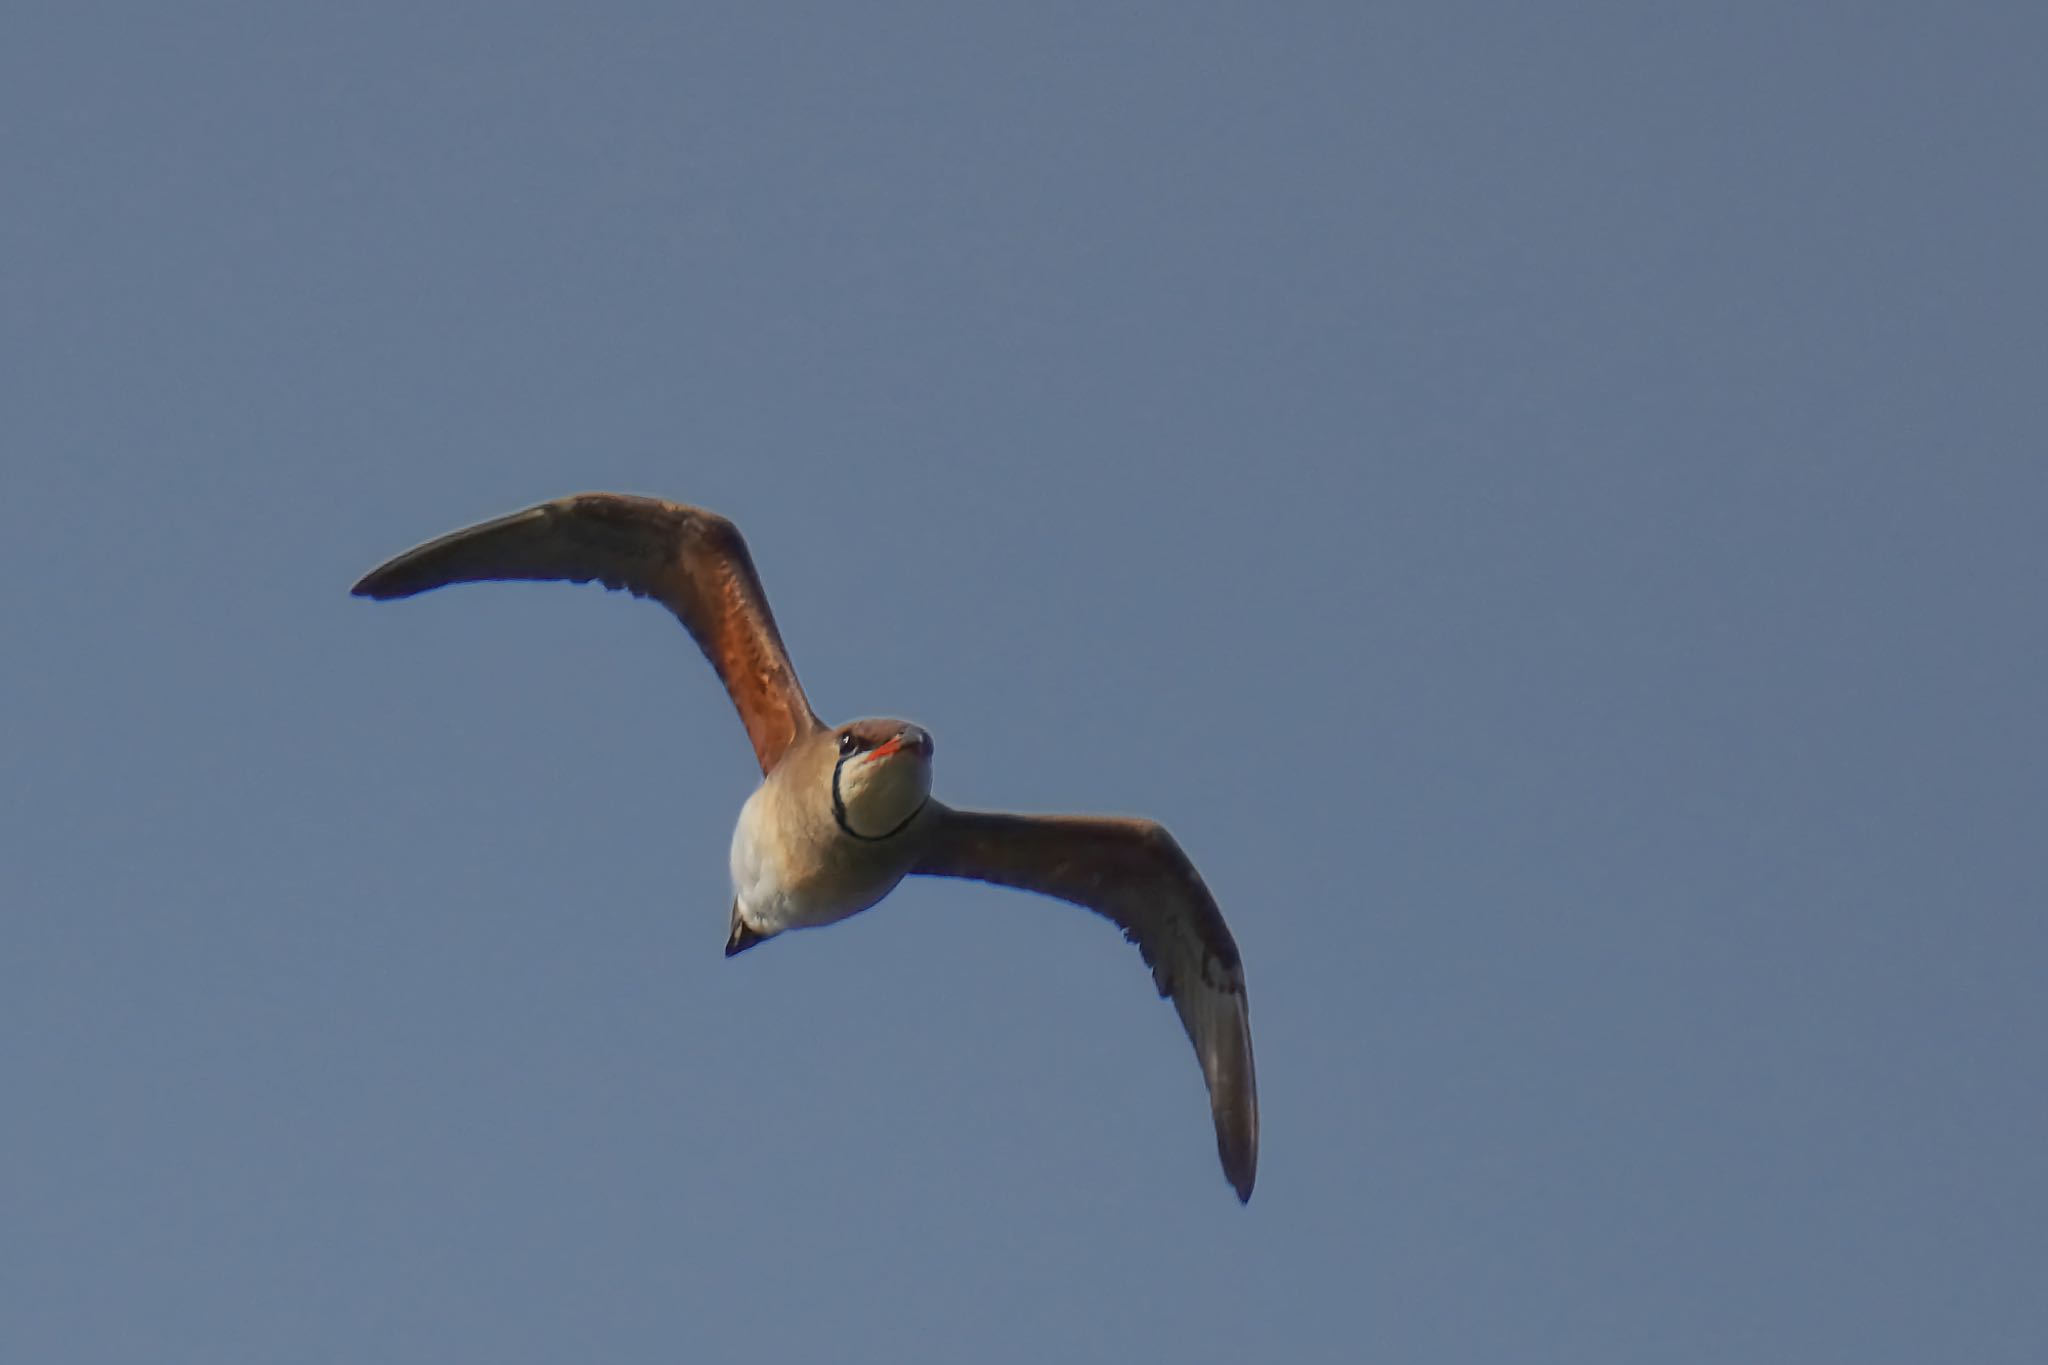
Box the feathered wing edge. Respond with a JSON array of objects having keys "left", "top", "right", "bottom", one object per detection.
[
  {"left": 352, "top": 492, "right": 822, "bottom": 773},
  {"left": 911, "top": 806, "right": 1259, "bottom": 1203}
]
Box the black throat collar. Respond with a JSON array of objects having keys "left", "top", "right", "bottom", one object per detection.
[{"left": 831, "top": 756, "right": 927, "bottom": 842}]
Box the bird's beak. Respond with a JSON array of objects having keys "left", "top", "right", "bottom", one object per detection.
[{"left": 867, "top": 728, "right": 929, "bottom": 762}]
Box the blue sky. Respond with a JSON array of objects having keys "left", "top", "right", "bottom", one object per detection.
[{"left": 4, "top": 4, "right": 2044, "bottom": 1361}]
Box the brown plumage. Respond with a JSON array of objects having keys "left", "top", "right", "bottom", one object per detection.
[
  {"left": 353, "top": 491, "right": 1260, "bottom": 1203},
  {"left": 352, "top": 494, "right": 819, "bottom": 773},
  {"left": 913, "top": 811, "right": 1257, "bottom": 1201}
]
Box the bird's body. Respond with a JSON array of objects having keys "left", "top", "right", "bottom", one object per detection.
[
  {"left": 727, "top": 719, "right": 931, "bottom": 943},
  {"left": 730, "top": 768, "right": 879, "bottom": 936},
  {"left": 353, "top": 492, "right": 1260, "bottom": 1202}
]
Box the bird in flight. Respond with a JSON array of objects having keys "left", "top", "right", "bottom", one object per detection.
[{"left": 352, "top": 492, "right": 1258, "bottom": 1202}]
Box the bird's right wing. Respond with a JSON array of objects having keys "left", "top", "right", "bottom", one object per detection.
[
  {"left": 912, "top": 807, "right": 1259, "bottom": 1203},
  {"left": 352, "top": 493, "right": 821, "bottom": 773}
]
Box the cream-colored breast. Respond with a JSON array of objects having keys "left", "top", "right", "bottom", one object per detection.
[{"left": 728, "top": 778, "right": 908, "bottom": 935}]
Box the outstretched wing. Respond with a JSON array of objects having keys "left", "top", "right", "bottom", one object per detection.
[
  {"left": 352, "top": 492, "right": 822, "bottom": 773},
  {"left": 911, "top": 807, "right": 1259, "bottom": 1203}
]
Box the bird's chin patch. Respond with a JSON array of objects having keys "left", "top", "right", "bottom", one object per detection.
[{"left": 838, "top": 753, "right": 932, "bottom": 839}]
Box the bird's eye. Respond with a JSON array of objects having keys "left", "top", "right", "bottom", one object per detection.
[{"left": 838, "top": 733, "right": 861, "bottom": 757}]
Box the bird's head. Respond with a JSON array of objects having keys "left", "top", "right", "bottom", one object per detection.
[{"left": 828, "top": 718, "right": 935, "bottom": 840}]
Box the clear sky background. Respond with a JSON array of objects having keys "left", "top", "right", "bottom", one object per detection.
[{"left": 4, "top": 4, "right": 2044, "bottom": 1362}]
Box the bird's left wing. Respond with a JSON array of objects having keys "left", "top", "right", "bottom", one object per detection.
[
  {"left": 351, "top": 493, "right": 821, "bottom": 773},
  {"left": 911, "top": 807, "right": 1259, "bottom": 1203}
]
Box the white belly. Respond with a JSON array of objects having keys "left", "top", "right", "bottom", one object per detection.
[{"left": 729, "top": 785, "right": 898, "bottom": 936}]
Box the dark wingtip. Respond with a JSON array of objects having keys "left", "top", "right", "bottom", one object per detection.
[
  {"left": 1220, "top": 1112, "right": 1258, "bottom": 1205},
  {"left": 350, "top": 563, "right": 413, "bottom": 600},
  {"left": 1226, "top": 1144, "right": 1255, "bottom": 1203}
]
